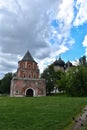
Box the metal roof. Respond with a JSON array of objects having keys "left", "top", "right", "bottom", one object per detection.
[{"left": 21, "top": 51, "right": 36, "bottom": 62}]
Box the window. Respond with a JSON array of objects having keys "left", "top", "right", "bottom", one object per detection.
[
  {"left": 16, "top": 89, "right": 19, "bottom": 94},
  {"left": 28, "top": 64, "right": 31, "bottom": 68},
  {"left": 29, "top": 75, "right": 31, "bottom": 78},
  {"left": 22, "top": 64, "right": 25, "bottom": 68}
]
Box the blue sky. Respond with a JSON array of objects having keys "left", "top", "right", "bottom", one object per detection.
[
  {"left": 62, "top": 23, "right": 87, "bottom": 62},
  {"left": 0, "top": 0, "right": 87, "bottom": 79}
]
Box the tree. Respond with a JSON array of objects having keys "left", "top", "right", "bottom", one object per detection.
[
  {"left": 79, "top": 55, "right": 87, "bottom": 66},
  {"left": 0, "top": 73, "right": 12, "bottom": 94},
  {"left": 41, "top": 64, "right": 64, "bottom": 95},
  {"left": 41, "top": 64, "right": 54, "bottom": 95},
  {"left": 61, "top": 66, "right": 87, "bottom": 96},
  {"left": 56, "top": 72, "right": 66, "bottom": 92},
  {"left": 41, "top": 55, "right": 87, "bottom": 97}
]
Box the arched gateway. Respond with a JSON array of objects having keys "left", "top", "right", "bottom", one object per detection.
[
  {"left": 25, "top": 88, "right": 34, "bottom": 97},
  {"left": 10, "top": 51, "right": 46, "bottom": 97}
]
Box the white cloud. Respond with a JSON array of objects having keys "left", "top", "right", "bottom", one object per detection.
[
  {"left": 85, "top": 48, "right": 87, "bottom": 56},
  {"left": 48, "top": 0, "right": 75, "bottom": 52},
  {"left": 82, "top": 35, "right": 87, "bottom": 47},
  {"left": 71, "top": 59, "right": 79, "bottom": 66},
  {"left": 38, "top": 44, "right": 69, "bottom": 73},
  {"left": 56, "top": 0, "right": 74, "bottom": 25},
  {"left": 73, "top": 0, "right": 87, "bottom": 26},
  {"left": 82, "top": 35, "right": 87, "bottom": 55},
  {"left": 0, "top": 0, "right": 64, "bottom": 78},
  {"left": 0, "top": 52, "right": 18, "bottom": 74},
  {"left": 0, "top": 0, "right": 85, "bottom": 78}
]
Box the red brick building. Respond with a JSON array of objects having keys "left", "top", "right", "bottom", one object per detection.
[{"left": 10, "top": 51, "right": 46, "bottom": 97}]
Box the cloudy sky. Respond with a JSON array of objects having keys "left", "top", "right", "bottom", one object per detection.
[{"left": 0, "top": 0, "right": 87, "bottom": 79}]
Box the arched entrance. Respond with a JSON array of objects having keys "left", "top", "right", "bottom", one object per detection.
[{"left": 26, "top": 89, "right": 34, "bottom": 97}]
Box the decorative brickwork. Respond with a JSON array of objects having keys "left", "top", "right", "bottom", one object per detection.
[{"left": 10, "top": 51, "right": 46, "bottom": 97}]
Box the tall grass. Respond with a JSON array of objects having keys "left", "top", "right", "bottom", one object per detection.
[{"left": 0, "top": 96, "right": 87, "bottom": 130}]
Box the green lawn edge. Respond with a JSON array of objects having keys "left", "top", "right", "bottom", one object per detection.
[{"left": 0, "top": 96, "right": 87, "bottom": 130}]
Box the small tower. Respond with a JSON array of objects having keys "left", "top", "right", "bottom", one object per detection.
[
  {"left": 16, "top": 51, "right": 39, "bottom": 78},
  {"left": 10, "top": 51, "right": 46, "bottom": 97},
  {"left": 65, "top": 60, "right": 73, "bottom": 71},
  {"left": 53, "top": 56, "right": 65, "bottom": 72}
]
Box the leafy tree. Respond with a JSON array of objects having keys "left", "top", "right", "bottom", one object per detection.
[
  {"left": 41, "top": 64, "right": 54, "bottom": 95},
  {"left": 0, "top": 73, "right": 12, "bottom": 94},
  {"left": 41, "top": 55, "right": 87, "bottom": 97},
  {"left": 56, "top": 72, "right": 66, "bottom": 92},
  {"left": 41, "top": 64, "right": 64, "bottom": 95},
  {"left": 79, "top": 55, "right": 87, "bottom": 66},
  {"left": 62, "top": 66, "right": 87, "bottom": 96}
]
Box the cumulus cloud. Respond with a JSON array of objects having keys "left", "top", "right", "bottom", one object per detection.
[
  {"left": 82, "top": 35, "right": 87, "bottom": 55},
  {"left": 0, "top": 0, "right": 63, "bottom": 78},
  {"left": 82, "top": 35, "right": 87, "bottom": 47},
  {"left": 73, "top": 0, "right": 87, "bottom": 26},
  {"left": 0, "top": 52, "right": 18, "bottom": 75},
  {"left": 57, "top": 0, "right": 74, "bottom": 25},
  {"left": 48, "top": 0, "right": 75, "bottom": 50},
  {"left": 0, "top": 0, "right": 86, "bottom": 78}
]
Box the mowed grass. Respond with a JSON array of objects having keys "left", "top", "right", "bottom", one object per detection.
[{"left": 0, "top": 96, "right": 87, "bottom": 130}]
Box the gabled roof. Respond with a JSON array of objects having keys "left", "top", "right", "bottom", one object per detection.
[{"left": 21, "top": 51, "right": 36, "bottom": 63}]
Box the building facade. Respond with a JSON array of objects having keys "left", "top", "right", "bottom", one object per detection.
[
  {"left": 10, "top": 51, "right": 46, "bottom": 97},
  {"left": 53, "top": 57, "right": 73, "bottom": 72}
]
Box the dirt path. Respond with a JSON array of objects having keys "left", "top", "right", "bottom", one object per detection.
[{"left": 72, "top": 106, "right": 87, "bottom": 130}]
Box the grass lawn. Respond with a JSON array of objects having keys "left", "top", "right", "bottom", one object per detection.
[{"left": 0, "top": 96, "right": 87, "bottom": 130}]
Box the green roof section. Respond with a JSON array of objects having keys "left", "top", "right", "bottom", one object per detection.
[{"left": 21, "top": 51, "right": 36, "bottom": 62}]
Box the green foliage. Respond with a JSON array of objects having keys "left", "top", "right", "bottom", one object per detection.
[
  {"left": 60, "top": 66, "right": 87, "bottom": 96},
  {"left": 41, "top": 64, "right": 54, "bottom": 94},
  {"left": 42, "top": 55, "right": 87, "bottom": 96},
  {"left": 41, "top": 64, "right": 64, "bottom": 94},
  {"left": 0, "top": 73, "right": 12, "bottom": 94},
  {"left": 79, "top": 55, "right": 87, "bottom": 66},
  {"left": 57, "top": 72, "right": 66, "bottom": 92}
]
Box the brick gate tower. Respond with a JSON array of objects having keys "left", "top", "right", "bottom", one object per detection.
[{"left": 10, "top": 51, "right": 46, "bottom": 97}]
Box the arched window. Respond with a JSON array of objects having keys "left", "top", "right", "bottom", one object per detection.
[
  {"left": 22, "top": 64, "right": 25, "bottom": 69},
  {"left": 28, "top": 64, "right": 31, "bottom": 68},
  {"left": 16, "top": 89, "right": 19, "bottom": 94}
]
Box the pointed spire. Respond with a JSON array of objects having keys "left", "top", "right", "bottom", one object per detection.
[
  {"left": 68, "top": 57, "right": 70, "bottom": 68},
  {"left": 66, "top": 58, "right": 73, "bottom": 68},
  {"left": 59, "top": 54, "right": 61, "bottom": 60},
  {"left": 21, "top": 51, "right": 36, "bottom": 62}
]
